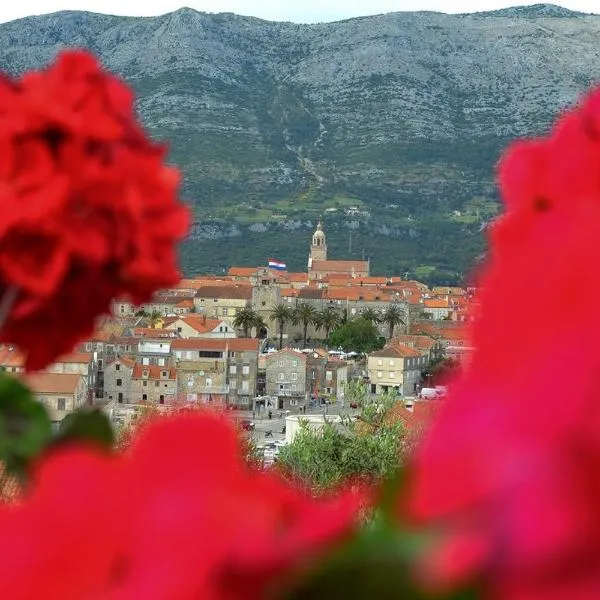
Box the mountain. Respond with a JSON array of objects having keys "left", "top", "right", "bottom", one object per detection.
[{"left": 1, "top": 5, "right": 600, "bottom": 283}]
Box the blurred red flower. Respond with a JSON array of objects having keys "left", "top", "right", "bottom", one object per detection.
[
  {"left": 0, "top": 50, "right": 189, "bottom": 369},
  {"left": 0, "top": 412, "right": 361, "bottom": 599},
  {"left": 408, "top": 86, "right": 600, "bottom": 597}
]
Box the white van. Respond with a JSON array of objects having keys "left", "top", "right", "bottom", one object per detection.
[{"left": 419, "top": 387, "right": 439, "bottom": 399}]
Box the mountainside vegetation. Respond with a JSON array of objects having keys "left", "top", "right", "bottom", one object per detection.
[{"left": 2, "top": 4, "right": 600, "bottom": 283}]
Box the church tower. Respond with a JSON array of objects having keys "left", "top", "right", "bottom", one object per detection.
[{"left": 308, "top": 221, "right": 327, "bottom": 269}]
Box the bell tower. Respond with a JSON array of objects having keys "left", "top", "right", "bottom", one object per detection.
[{"left": 308, "top": 221, "right": 327, "bottom": 269}]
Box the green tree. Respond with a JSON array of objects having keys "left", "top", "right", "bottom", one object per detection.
[
  {"left": 251, "top": 314, "right": 267, "bottom": 339},
  {"left": 270, "top": 303, "right": 292, "bottom": 349},
  {"left": 315, "top": 306, "right": 342, "bottom": 343},
  {"left": 233, "top": 307, "right": 259, "bottom": 338},
  {"left": 276, "top": 393, "right": 405, "bottom": 493},
  {"left": 329, "top": 318, "right": 384, "bottom": 354},
  {"left": 292, "top": 302, "right": 318, "bottom": 348},
  {"left": 382, "top": 304, "right": 405, "bottom": 339},
  {"left": 360, "top": 307, "right": 381, "bottom": 324}
]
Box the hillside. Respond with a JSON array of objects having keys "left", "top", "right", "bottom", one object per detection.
[{"left": 1, "top": 4, "right": 600, "bottom": 283}]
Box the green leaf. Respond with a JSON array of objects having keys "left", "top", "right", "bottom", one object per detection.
[
  {"left": 0, "top": 374, "right": 52, "bottom": 478},
  {"left": 55, "top": 409, "right": 115, "bottom": 450}
]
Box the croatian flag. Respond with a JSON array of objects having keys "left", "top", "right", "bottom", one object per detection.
[{"left": 268, "top": 259, "right": 287, "bottom": 271}]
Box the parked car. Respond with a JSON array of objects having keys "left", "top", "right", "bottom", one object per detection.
[{"left": 240, "top": 419, "right": 255, "bottom": 431}]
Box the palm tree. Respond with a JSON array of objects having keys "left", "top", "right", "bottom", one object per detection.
[
  {"left": 149, "top": 310, "right": 162, "bottom": 328},
  {"left": 292, "top": 302, "right": 318, "bottom": 348},
  {"left": 233, "top": 307, "right": 258, "bottom": 338},
  {"left": 270, "top": 303, "right": 292, "bottom": 349},
  {"left": 251, "top": 314, "right": 267, "bottom": 339},
  {"left": 360, "top": 307, "right": 381, "bottom": 324},
  {"left": 315, "top": 306, "right": 342, "bottom": 344},
  {"left": 382, "top": 304, "right": 405, "bottom": 339}
]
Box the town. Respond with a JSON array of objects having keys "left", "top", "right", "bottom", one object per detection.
[{"left": 0, "top": 223, "right": 474, "bottom": 451}]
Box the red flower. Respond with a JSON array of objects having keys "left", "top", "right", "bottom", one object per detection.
[
  {"left": 0, "top": 412, "right": 362, "bottom": 599},
  {"left": 0, "top": 50, "right": 189, "bottom": 369},
  {"left": 408, "top": 86, "right": 600, "bottom": 597}
]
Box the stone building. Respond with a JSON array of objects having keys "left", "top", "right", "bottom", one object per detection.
[
  {"left": 307, "top": 222, "right": 369, "bottom": 281},
  {"left": 103, "top": 356, "right": 135, "bottom": 404},
  {"left": 130, "top": 363, "right": 178, "bottom": 405},
  {"left": 192, "top": 285, "right": 252, "bottom": 325},
  {"left": 367, "top": 343, "right": 428, "bottom": 396},
  {"left": 265, "top": 349, "right": 307, "bottom": 409},
  {"left": 171, "top": 338, "right": 259, "bottom": 409}
]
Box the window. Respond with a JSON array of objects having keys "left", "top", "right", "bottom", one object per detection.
[
  {"left": 115, "top": 364, "right": 121, "bottom": 371},
  {"left": 222, "top": 308, "right": 228, "bottom": 316},
  {"left": 230, "top": 365, "right": 237, "bottom": 375},
  {"left": 177, "top": 327, "right": 182, "bottom": 333},
  {"left": 326, "top": 387, "right": 332, "bottom": 394},
  {"left": 116, "top": 378, "right": 122, "bottom": 387},
  {"left": 311, "top": 370, "right": 316, "bottom": 380},
  {"left": 389, "top": 359, "right": 394, "bottom": 366},
  {"left": 291, "top": 384, "right": 296, "bottom": 391},
  {"left": 242, "top": 365, "right": 250, "bottom": 375},
  {"left": 377, "top": 359, "right": 383, "bottom": 366},
  {"left": 142, "top": 358, "right": 150, "bottom": 366},
  {"left": 278, "top": 372, "right": 284, "bottom": 381},
  {"left": 98, "top": 359, "right": 103, "bottom": 369},
  {"left": 389, "top": 372, "right": 395, "bottom": 379},
  {"left": 326, "top": 371, "right": 332, "bottom": 381},
  {"left": 230, "top": 380, "right": 237, "bottom": 389},
  {"left": 213, "top": 298, "right": 218, "bottom": 302},
  {"left": 161, "top": 371, "right": 167, "bottom": 378},
  {"left": 142, "top": 394, "right": 147, "bottom": 401},
  {"left": 159, "top": 395, "right": 165, "bottom": 404},
  {"left": 291, "top": 372, "right": 298, "bottom": 381},
  {"left": 57, "top": 398, "right": 66, "bottom": 411},
  {"left": 377, "top": 371, "right": 383, "bottom": 378},
  {"left": 118, "top": 392, "right": 123, "bottom": 403},
  {"left": 278, "top": 360, "right": 284, "bottom": 367},
  {"left": 241, "top": 380, "right": 249, "bottom": 392},
  {"left": 143, "top": 381, "right": 147, "bottom": 387},
  {"left": 219, "top": 327, "right": 223, "bottom": 332},
  {"left": 291, "top": 360, "right": 298, "bottom": 367},
  {"left": 155, "top": 381, "right": 159, "bottom": 387},
  {"left": 158, "top": 358, "right": 165, "bottom": 366}
]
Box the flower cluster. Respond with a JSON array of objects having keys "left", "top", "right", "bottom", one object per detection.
[
  {"left": 0, "top": 50, "right": 189, "bottom": 369},
  {"left": 0, "top": 412, "right": 361, "bottom": 599},
  {"left": 408, "top": 88, "right": 600, "bottom": 596}
]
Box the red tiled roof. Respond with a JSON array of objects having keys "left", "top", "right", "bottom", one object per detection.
[
  {"left": 177, "top": 316, "right": 228, "bottom": 334},
  {"left": 53, "top": 352, "right": 93, "bottom": 364},
  {"left": 171, "top": 338, "right": 259, "bottom": 352},
  {"left": 23, "top": 373, "right": 82, "bottom": 394},
  {"left": 393, "top": 335, "right": 438, "bottom": 351},
  {"left": 0, "top": 345, "right": 25, "bottom": 368},
  {"left": 132, "top": 364, "right": 177, "bottom": 380},
  {"left": 370, "top": 344, "right": 422, "bottom": 358},
  {"left": 131, "top": 328, "right": 179, "bottom": 339},
  {"left": 194, "top": 285, "right": 252, "bottom": 300},
  {"left": 311, "top": 260, "right": 369, "bottom": 273},
  {"left": 228, "top": 267, "right": 257, "bottom": 277},
  {"left": 106, "top": 356, "right": 136, "bottom": 369},
  {"left": 424, "top": 299, "right": 451, "bottom": 309}
]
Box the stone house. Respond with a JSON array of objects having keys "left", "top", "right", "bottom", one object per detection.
[
  {"left": 103, "top": 356, "right": 135, "bottom": 404},
  {"left": 265, "top": 349, "right": 307, "bottom": 409},
  {"left": 171, "top": 338, "right": 259, "bottom": 409},
  {"left": 324, "top": 360, "right": 349, "bottom": 401},
  {"left": 367, "top": 343, "right": 428, "bottom": 396},
  {"left": 23, "top": 373, "right": 87, "bottom": 431},
  {"left": 192, "top": 285, "right": 252, "bottom": 325},
  {"left": 45, "top": 352, "right": 97, "bottom": 404},
  {"left": 130, "top": 363, "right": 177, "bottom": 405},
  {"left": 163, "top": 315, "right": 235, "bottom": 339}
]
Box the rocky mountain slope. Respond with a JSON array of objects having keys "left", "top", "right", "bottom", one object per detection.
[{"left": 1, "top": 4, "right": 599, "bottom": 282}]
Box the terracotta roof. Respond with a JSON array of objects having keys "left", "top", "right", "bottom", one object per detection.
[
  {"left": 194, "top": 285, "right": 252, "bottom": 300},
  {"left": 281, "top": 288, "right": 300, "bottom": 298},
  {"left": 53, "top": 352, "right": 93, "bottom": 364},
  {"left": 323, "top": 288, "right": 390, "bottom": 302},
  {"left": 173, "top": 316, "right": 228, "bottom": 334},
  {"left": 132, "top": 364, "right": 177, "bottom": 380},
  {"left": 370, "top": 344, "right": 422, "bottom": 359},
  {"left": 286, "top": 272, "right": 309, "bottom": 282},
  {"left": 393, "top": 335, "right": 438, "bottom": 351},
  {"left": 266, "top": 349, "right": 307, "bottom": 361},
  {"left": 228, "top": 267, "right": 257, "bottom": 277},
  {"left": 171, "top": 338, "right": 259, "bottom": 352},
  {"left": 175, "top": 299, "right": 195, "bottom": 308},
  {"left": 23, "top": 373, "right": 82, "bottom": 395},
  {"left": 424, "top": 299, "right": 451, "bottom": 309},
  {"left": 311, "top": 260, "right": 369, "bottom": 273}
]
